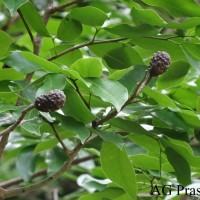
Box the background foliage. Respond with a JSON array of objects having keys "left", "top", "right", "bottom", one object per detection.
[{"left": 0, "top": 0, "right": 200, "bottom": 199}]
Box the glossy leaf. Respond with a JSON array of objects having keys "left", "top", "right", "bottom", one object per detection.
[
  {"left": 71, "top": 58, "right": 102, "bottom": 78},
  {"left": 16, "top": 146, "right": 38, "bottom": 182},
  {"left": 157, "top": 61, "right": 190, "bottom": 90},
  {"left": 144, "top": 87, "right": 179, "bottom": 111},
  {"left": 0, "top": 30, "right": 14, "bottom": 58},
  {"left": 0, "top": 69, "right": 24, "bottom": 81},
  {"left": 130, "top": 155, "right": 160, "bottom": 171},
  {"left": 36, "top": 74, "right": 66, "bottom": 97},
  {"left": 89, "top": 43, "right": 143, "bottom": 69},
  {"left": 182, "top": 42, "right": 200, "bottom": 72},
  {"left": 3, "top": 0, "right": 27, "bottom": 15},
  {"left": 57, "top": 17, "right": 82, "bottom": 41},
  {"left": 95, "top": 130, "right": 124, "bottom": 148},
  {"left": 70, "top": 6, "right": 109, "bottom": 26},
  {"left": 79, "top": 187, "right": 124, "bottom": 200},
  {"left": 101, "top": 142, "right": 137, "bottom": 199},
  {"left": 63, "top": 89, "right": 95, "bottom": 124},
  {"left": 130, "top": 36, "right": 185, "bottom": 61},
  {"left": 60, "top": 116, "right": 90, "bottom": 143},
  {"left": 131, "top": 7, "right": 165, "bottom": 26},
  {"left": 49, "top": 44, "right": 83, "bottom": 66},
  {"left": 20, "top": 2, "right": 49, "bottom": 37},
  {"left": 105, "top": 24, "right": 159, "bottom": 37},
  {"left": 88, "top": 78, "right": 128, "bottom": 111},
  {"left": 142, "top": 0, "right": 200, "bottom": 17},
  {"left": 165, "top": 147, "right": 191, "bottom": 186}
]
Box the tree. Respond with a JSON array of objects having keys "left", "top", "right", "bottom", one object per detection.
[{"left": 0, "top": 0, "right": 200, "bottom": 199}]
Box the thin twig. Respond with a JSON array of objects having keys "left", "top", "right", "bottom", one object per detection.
[
  {"left": 50, "top": 123, "right": 71, "bottom": 156},
  {"left": 0, "top": 104, "right": 35, "bottom": 137},
  {"left": 2, "top": 142, "right": 83, "bottom": 199},
  {"left": 40, "top": 115, "right": 71, "bottom": 156},
  {"left": 49, "top": 0, "right": 83, "bottom": 14},
  {"left": 48, "top": 38, "right": 128, "bottom": 61},
  {"left": 0, "top": 155, "right": 97, "bottom": 189},
  {"left": 93, "top": 72, "right": 152, "bottom": 127}
]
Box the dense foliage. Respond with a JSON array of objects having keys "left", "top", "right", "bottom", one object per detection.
[{"left": 0, "top": 0, "right": 200, "bottom": 199}]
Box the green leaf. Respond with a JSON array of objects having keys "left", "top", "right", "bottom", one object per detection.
[
  {"left": 129, "top": 133, "right": 160, "bottom": 153},
  {"left": 70, "top": 6, "right": 109, "bottom": 26},
  {"left": 3, "top": 0, "right": 28, "bottom": 15},
  {"left": 0, "top": 113, "right": 15, "bottom": 126},
  {"left": 57, "top": 17, "right": 82, "bottom": 41},
  {"left": 172, "top": 88, "right": 198, "bottom": 109},
  {"left": 129, "top": 155, "right": 160, "bottom": 171},
  {"left": 0, "top": 69, "right": 24, "bottom": 81},
  {"left": 0, "top": 30, "right": 14, "bottom": 58},
  {"left": 101, "top": 143, "right": 137, "bottom": 199},
  {"left": 1, "top": 51, "right": 59, "bottom": 74},
  {"left": 152, "top": 109, "right": 189, "bottom": 131},
  {"left": 143, "top": 87, "right": 179, "bottom": 111},
  {"left": 79, "top": 187, "right": 125, "bottom": 200},
  {"left": 16, "top": 146, "right": 38, "bottom": 182},
  {"left": 71, "top": 58, "right": 102, "bottom": 78},
  {"left": 2, "top": 52, "right": 40, "bottom": 74},
  {"left": 36, "top": 74, "right": 66, "bottom": 97},
  {"left": 95, "top": 130, "right": 124, "bottom": 148},
  {"left": 105, "top": 24, "right": 159, "bottom": 37},
  {"left": 20, "top": 2, "right": 49, "bottom": 37},
  {"left": 165, "top": 17, "right": 200, "bottom": 30},
  {"left": 179, "top": 109, "right": 200, "bottom": 128},
  {"left": 60, "top": 116, "right": 90, "bottom": 143},
  {"left": 162, "top": 138, "right": 200, "bottom": 168},
  {"left": 131, "top": 7, "right": 165, "bottom": 26},
  {"left": 49, "top": 44, "right": 83, "bottom": 66},
  {"left": 130, "top": 36, "right": 185, "bottom": 61},
  {"left": 182, "top": 42, "right": 200, "bottom": 73},
  {"left": 34, "top": 139, "right": 57, "bottom": 155},
  {"left": 141, "top": 0, "right": 200, "bottom": 18},
  {"left": 20, "top": 110, "right": 41, "bottom": 136},
  {"left": 109, "top": 118, "right": 148, "bottom": 135},
  {"left": 63, "top": 89, "right": 95, "bottom": 124},
  {"left": 46, "top": 148, "right": 67, "bottom": 172},
  {"left": 88, "top": 78, "right": 128, "bottom": 111},
  {"left": 157, "top": 61, "right": 190, "bottom": 90},
  {"left": 119, "top": 65, "right": 147, "bottom": 93},
  {"left": 165, "top": 147, "right": 191, "bottom": 186},
  {"left": 90, "top": 43, "right": 143, "bottom": 69}
]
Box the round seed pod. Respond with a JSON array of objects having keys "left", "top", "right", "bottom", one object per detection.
[
  {"left": 149, "top": 51, "right": 171, "bottom": 77},
  {"left": 35, "top": 89, "right": 66, "bottom": 112}
]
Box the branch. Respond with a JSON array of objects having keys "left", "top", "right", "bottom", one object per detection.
[
  {"left": 0, "top": 104, "right": 35, "bottom": 137},
  {"left": 1, "top": 142, "right": 83, "bottom": 199},
  {"left": 0, "top": 135, "right": 9, "bottom": 159},
  {"left": 48, "top": 38, "right": 128, "bottom": 61},
  {"left": 0, "top": 154, "right": 97, "bottom": 189},
  {"left": 49, "top": 0, "right": 83, "bottom": 14},
  {"left": 51, "top": 124, "right": 72, "bottom": 156},
  {"left": 93, "top": 72, "right": 152, "bottom": 127}
]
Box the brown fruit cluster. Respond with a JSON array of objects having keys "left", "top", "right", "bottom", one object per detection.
[
  {"left": 149, "top": 51, "right": 171, "bottom": 77},
  {"left": 35, "top": 89, "right": 66, "bottom": 112}
]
